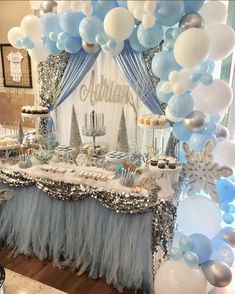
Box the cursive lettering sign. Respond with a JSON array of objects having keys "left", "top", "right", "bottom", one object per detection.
[{"left": 79, "top": 70, "right": 133, "bottom": 105}]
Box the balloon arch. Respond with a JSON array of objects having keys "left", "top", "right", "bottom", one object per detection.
[{"left": 8, "top": 1, "right": 235, "bottom": 293}]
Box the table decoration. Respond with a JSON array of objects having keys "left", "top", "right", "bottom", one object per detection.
[{"left": 34, "top": 149, "right": 53, "bottom": 164}]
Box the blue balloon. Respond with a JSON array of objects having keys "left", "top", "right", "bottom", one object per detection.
[
  {"left": 22, "top": 37, "right": 35, "bottom": 49},
  {"left": 137, "top": 22, "right": 163, "bottom": 49},
  {"left": 165, "top": 28, "right": 175, "bottom": 40},
  {"left": 41, "top": 13, "right": 62, "bottom": 37},
  {"left": 190, "top": 73, "right": 201, "bottom": 83},
  {"left": 49, "top": 32, "right": 58, "bottom": 42},
  {"left": 208, "top": 113, "right": 223, "bottom": 124},
  {"left": 96, "top": 33, "right": 108, "bottom": 45},
  {"left": 179, "top": 236, "right": 193, "bottom": 252},
  {"left": 106, "top": 39, "right": 117, "bottom": 50},
  {"left": 216, "top": 179, "right": 235, "bottom": 203},
  {"left": 164, "top": 39, "right": 174, "bottom": 51},
  {"left": 220, "top": 202, "right": 231, "bottom": 213},
  {"left": 155, "top": 0, "right": 185, "bottom": 26},
  {"left": 56, "top": 41, "right": 65, "bottom": 51},
  {"left": 129, "top": 26, "right": 147, "bottom": 52},
  {"left": 79, "top": 16, "right": 104, "bottom": 44},
  {"left": 190, "top": 233, "right": 212, "bottom": 264},
  {"left": 65, "top": 36, "right": 82, "bottom": 54},
  {"left": 184, "top": 251, "right": 199, "bottom": 266},
  {"left": 93, "top": 0, "right": 117, "bottom": 20},
  {"left": 170, "top": 247, "right": 183, "bottom": 260},
  {"left": 211, "top": 239, "right": 234, "bottom": 267},
  {"left": 173, "top": 121, "right": 192, "bottom": 141},
  {"left": 168, "top": 93, "right": 193, "bottom": 118},
  {"left": 156, "top": 81, "right": 173, "bottom": 103},
  {"left": 195, "top": 62, "right": 209, "bottom": 75},
  {"left": 205, "top": 59, "right": 215, "bottom": 74},
  {"left": 200, "top": 73, "right": 213, "bottom": 85},
  {"left": 172, "top": 28, "right": 183, "bottom": 40},
  {"left": 57, "top": 32, "right": 69, "bottom": 42},
  {"left": 15, "top": 37, "right": 24, "bottom": 48},
  {"left": 116, "top": 0, "right": 127, "bottom": 8},
  {"left": 203, "top": 122, "right": 218, "bottom": 135},
  {"left": 60, "top": 9, "right": 84, "bottom": 37},
  {"left": 184, "top": 0, "right": 205, "bottom": 13},
  {"left": 43, "top": 37, "right": 61, "bottom": 54},
  {"left": 229, "top": 204, "right": 235, "bottom": 214},
  {"left": 178, "top": 142, "right": 187, "bottom": 163},
  {"left": 151, "top": 51, "right": 181, "bottom": 80},
  {"left": 223, "top": 213, "right": 234, "bottom": 225},
  {"left": 188, "top": 133, "right": 210, "bottom": 152}
]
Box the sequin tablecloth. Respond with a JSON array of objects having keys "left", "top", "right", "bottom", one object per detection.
[{"left": 0, "top": 164, "right": 178, "bottom": 293}]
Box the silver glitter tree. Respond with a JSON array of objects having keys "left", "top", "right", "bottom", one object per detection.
[
  {"left": 18, "top": 120, "right": 24, "bottom": 144},
  {"left": 70, "top": 105, "right": 82, "bottom": 157},
  {"left": 116, "top": 108, "right": 129, "bottom": 153}
]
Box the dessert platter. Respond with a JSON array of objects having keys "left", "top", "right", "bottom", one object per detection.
[
  {"left": 105, "top": 151, "right": 127, "bottom": 163},
  {"left": 138, "top": 114, "right": 169, "bottom": 129},
  {"left": 21, "top": 105, "right": 49, "bottom": 118}
]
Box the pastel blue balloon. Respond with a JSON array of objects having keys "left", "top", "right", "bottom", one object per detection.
[
  {"left": 106, "top": 39, "right": 117, "bottom": 50},
  {"left": 96, "top": 33, "right": 108, "bottom": 45},
  {"left": 184, "top": 0, "right": 205, "bottom": 13},
  {"left": 179, "top": 236, "right": 193, "bottom": 252},
  {"left": 190, "top": 233, "right": 212, "bottom": 264},
  {"left": 195, "top": 62, "right": 209, "bottom": 75},
  {"left": 200, "top": 73, "right": 213, "bottom": 85},
  {"left": 172, "top": 28, "right": 183, "bottom": 40},
  {"left": 15, "top": 37, "right": 24, "bottom": 47},
  {"left": 155, "top": 0, "right": 185, "bottom": 26},
  {"left": 208, "top": 113, "right": 223, "bottom": 124},
  {"left": 164, "top": 38, "right": 174, "bottom": 51},
  {"left": 190, "top": 73, "right": 201, "bottom": 83},
  {"left": 170, "top": 247, "right": 183, "bottom": 260},
  {"left": 223, "top": 213, "right": 234, "bottom": 224},
  {"left": 168, "top": 93, "right": 193, "bottom": 118},
  {"left": 79, "top": 16, "right": 104, "bottom": 44},
  {"left": 49, "top": 32, "right": 58, "bottom": 42},
  {"left": 173, "top": 121, "right": 192, "bottom": 141},
  {"left": 129, "top": 26, "right": 147, "bottom": 52},
  {"left": 165, "top": 28, "right": 175, "bottom": 40},
  {"left": 65, "top": 36, "right": 82, "bottom": 54},
  {"left": 211, "top": 239, "right": 234, "bottom": 267},
  {"left": 43, "top": 37, "right": 61, "bottom": 54},
  {"left": 151, "top": 51, "right": 181, "bottom": 80},
  {"left": 94, "top": 0, "right": 117, "bottom": 20},
  {"left": 205, "top": 59, "right": 215, "bottom": 74},
  {"left": 220, "top": 202, "right": 231, "bottom": 213},
  {"left": 216, "top": 179, "right": 235, "bottom": 203},
  {"left": 41, "top": 13, "right": 61, "bottom": 37},
  {"left": 156, "top": 81, "right": 173, "bottom": 103},
  {"left": 137, "top": 22, "right": 163, "bottom": 49},
  {"left": 56, "top": 41, "right": 65, "bottom": 51},
  {"left": 178, "top": 142, "right": 187, "bottom": 163},
  {"left": 188, "top": 133, "right": 210, "bottom": 152},
  {"left": 116, "top": 0, "right": 127, "bottom": 8},
  {"left": 229, "top": 204, "right": 235, "bottom": 214},
  {"left": 184, "top": 251, "right": 199, "bottom": 266},
  {"left": 22, "top": 37, "right": 35, "bottom": 49},
  {"left": 57, "top": 32, "right": 69, "bottom": 42},
  {"left": 203, "top": 122, "right": 218, "bottom": 135},
  {"left": 60, "top": 9, "right": 84, "bottom": 37}
]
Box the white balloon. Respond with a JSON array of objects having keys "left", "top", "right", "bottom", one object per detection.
[
  {"left": 169, "top": 71, "right": 181, "bottom": 83},
  {"left": 206, "top": 24, "right": 235, "bottom": 61},
  {"left": 20, "top": 15, "right": 43, "bottom": 43},
  {"left": 174, "top": 28, "right": 211, "bottom": 68},
  {"left": 172, "top": 83, "right": 185, "bottom": 95},
  {"left": 104, "top": 7, "right": 135, "bottom": 41},
  {"left": 154, "top": 260, "right": 207, "bottom": 294},
  {"left": 193, "top": 79, "right": 233, "bottom": 113},
  {"left": 144, "top": 0, "right": 157, "bottom": 13},
  {"left": 161, "top": 81, "right": 172, "bottom": 94},
  {"left": 179, "top": 68, "right": 200, "bottom": 90},
  {"left": 7, "top": 27, "right": 25, "bottom": 48},
  {"left": 214, "top": 140, "right": 235, "bottom": 169},
  {"left": 199, "top": 1, "right": 228, "bottom": 27},
  {"left": 127, "top": 0, "right": 145, "bottom": 18},
  {"left": 28, "top": 42, "right": 50, "bottom": 62},
  {"left": 57, "top": 1, "right": 72, "bottom": 14},
  {"left": 177, "top": 195, "right": 222, "bottom": 239},
  {"left": 102, "top": 41, "right": 124, "bottom": 56},
  {"left": 71, "top": 1, "right": 83, "bottom": 11},
  {"left": 133, "top": 6, "right": 145, "bottom": 21},
  {"left": 82, "top": 3, "right": 93, "bottom": 16},
  {"left": 142, "top": 13, "right": 155, "bottom": 28},
  {"left": 165, "top": 107, "right": 184, "bottom": 123}
]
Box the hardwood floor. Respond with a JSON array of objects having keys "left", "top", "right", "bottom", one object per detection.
[{"left": 0, "top": 247, "right": 139, "bottom": 294}]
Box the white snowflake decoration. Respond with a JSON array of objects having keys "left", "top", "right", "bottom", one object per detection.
[{"left": 183, "top": 140, "right": 233, "bottom": 203}]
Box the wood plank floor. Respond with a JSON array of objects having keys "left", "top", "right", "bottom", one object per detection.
[{"left": 0, "top": 247, "right": 140, "bottom": 294}]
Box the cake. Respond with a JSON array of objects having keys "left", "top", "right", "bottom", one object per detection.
[
  {"left": 150, "top": 156, "right": 158, "bottom": 166},
  {"left": 158, "top": 160, "right": 166, "bottom": 169}
]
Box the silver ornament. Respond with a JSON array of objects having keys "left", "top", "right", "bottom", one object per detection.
[
  {"left": 184, "top": 110, "right": 207, "bottom": 132},
  {"left": 39, "top": 0, "right": 57, "bottom": 16},
  {"left": 202, "top": 260, "right": 232, "bottom": 288},
  {"left": 219, "top": 228, "right": 235, "bottom": 248},
  {"left": 216, "top": 126, "right": 230, "bottom": 139},
  {"left": 179, "top": 12, "right": 204, "bottom": 31},
  {"left": 82, "top": 41, "right": 101, "bottom": 54}
]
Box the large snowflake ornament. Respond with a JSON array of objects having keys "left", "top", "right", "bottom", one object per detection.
[{"left": 183, "top": 140, "right": 233, "bottom": 203}]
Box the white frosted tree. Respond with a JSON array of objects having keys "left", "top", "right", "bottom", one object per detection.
[
  {"left": 116, "top": 108, "right": 129, "bottom": 153},
  {"left": 70, "top": 105, "right": 82, "bottom": 158}
]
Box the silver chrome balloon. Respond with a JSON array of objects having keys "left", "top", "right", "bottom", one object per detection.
[
  {"left": 39, "top": 0, "right": 57, "bottom": 16},
  {"left": 82, "top": 41, "right": 101, "bottom": 54},
  {"left": 184, "top": 110, "right": 207, "bottom": 132},
  {"left": 216, "top": 126, "right": 230, "bottom": 139},
  {"left": 179, "top": 12, "right": 204, "bottom": 31},
  {"left": 202, "top": 260, "right": 232, "bottom": 288},
  {"left": 219, "top": 228, "right": 235, "bottom": 248}
]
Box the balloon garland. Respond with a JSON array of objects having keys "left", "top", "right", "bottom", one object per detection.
[{"left": 8, "top": 1, "right": 235, "bottom": 293}]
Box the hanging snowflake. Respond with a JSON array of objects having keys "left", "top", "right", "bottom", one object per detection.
[{"left": 183, "top": 140, "right": 233, "bottom": 203}]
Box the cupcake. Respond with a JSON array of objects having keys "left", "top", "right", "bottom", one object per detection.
[
  {"left": 31, "top": 106, "right": 37, "bottom": 114},
  {"left": 144, "top": 116, "right": 151, "bottom": 125},
  {"left": 150, "top": 156, "right": 158, "bottom": 166},
  {"left": 21, "top": 106, "right": 26, "bottom": 113},
  {"left": 42, "top": 106, "right": 48, "bottom": 114},
  {"left": 168, "top": 159, "right": 177, "bottom": 169},
  {"left": 158, "top": 159, "right": 166, "bottom": 169}
]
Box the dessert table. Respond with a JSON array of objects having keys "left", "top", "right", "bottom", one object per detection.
[{"left": 0, "top": 163, "right": 178, "bottom": 294}]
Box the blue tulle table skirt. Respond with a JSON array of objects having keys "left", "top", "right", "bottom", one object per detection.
[{"left": 0, "top": 183, "right": 154, "bottom": 293}]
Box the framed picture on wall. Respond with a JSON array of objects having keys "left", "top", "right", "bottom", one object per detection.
[{"left": 0, "top": 44, "right": 32, "bottom": 88}]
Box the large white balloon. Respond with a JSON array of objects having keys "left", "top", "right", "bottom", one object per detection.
[
  {"left": 102, "top": 41, "right": 124, "bottom": 56},
  {"left": 127, "top": 0, "right": 145, "bottom": 21},
  {"left": 7, "top": 27, "right": 25, "bottom": 48},
  {"left": 214, "top": 140, "right": 235, "bottom": 169},
  {"left": 20, "top": 15, "right": 43, "bottom": 43},
  {"left": 193, "top": 79, "right": 233, "bottom": 113},
  {"left": 174, "top": 28, "right": 211, "bottom": 68},
  {"left": 154, "top": 260, "right": 207, "bottom": 294},
  {"left": 165, "top": 107, "right": 184, "bottom": 123},
  {"left": 57, "top": 1, "right": 72, "bottom": 14},
  {"left": 28, "top": 42, "right": 49, "bottom": 62},
  {"left": 177, "top": 195, "right": 222, "bottom": 239},
  {"left": 104, "top": 7, "right": 135, "bottom": 41},
  {"left": 206, "top": 24, "right": 235, "bottom": 61},
  {"left": 199, "top": 1, "right": 228, "bottom": 27}
]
